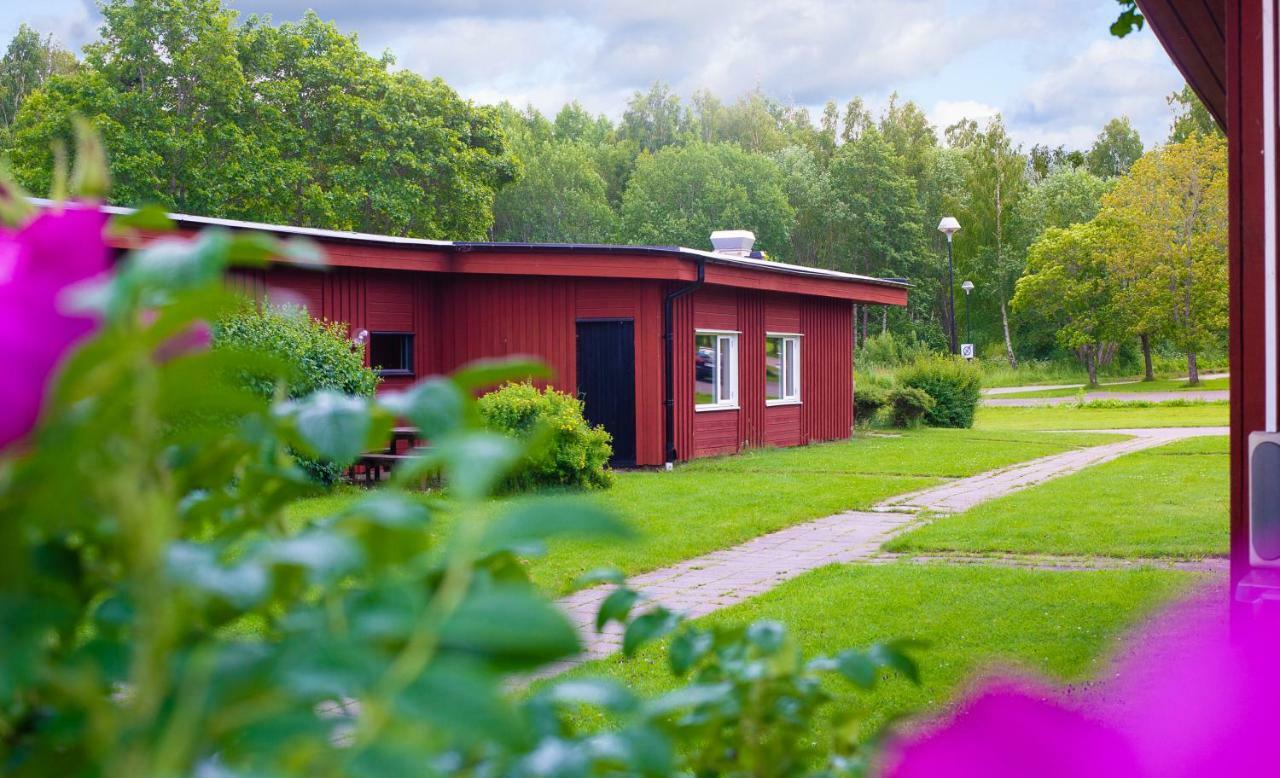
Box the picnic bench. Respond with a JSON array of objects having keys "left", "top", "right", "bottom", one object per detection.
[{"left": 352, "top": 426, "right": 429, "bottom": 484}]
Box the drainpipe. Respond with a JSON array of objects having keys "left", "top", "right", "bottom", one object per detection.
[{"left": 663, "top": 257, "right": 705, "bottom": 466}]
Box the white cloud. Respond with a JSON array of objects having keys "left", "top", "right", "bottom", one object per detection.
[
  {"left": 930, "top": 100, "right": 1001, "bottom": 132},
  {"left": 1009, "top": 34, "right": 1184, "bottom": 149},
  {"left": 3, "top": 0, "right": 1189, "bottom": 152}
]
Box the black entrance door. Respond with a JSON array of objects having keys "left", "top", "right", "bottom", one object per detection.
[{"left": 576, "top": 319, "right": 636, "bottom": 466}]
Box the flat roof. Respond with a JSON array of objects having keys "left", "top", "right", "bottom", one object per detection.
[{"left": 50, "top": 199, "right": 908, "bottom": 291}]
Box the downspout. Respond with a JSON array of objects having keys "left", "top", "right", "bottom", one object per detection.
[{"left": 663, "top": 257, "right": 705, "bottom": 466}]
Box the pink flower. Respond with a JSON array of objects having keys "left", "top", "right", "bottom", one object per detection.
[
  {"left": 882, "top": 595, "right": 1280, "bottom": 777},
  {"left": 881, "top": 680, "right": 1140, "bottom": 778},
  {"left": 0, "top": 205, "right": 109, "bottom": 450}
]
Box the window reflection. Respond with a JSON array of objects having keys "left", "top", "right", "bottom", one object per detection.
[{"left": 695, "top": 333, "right": 715, "bottom": 405}]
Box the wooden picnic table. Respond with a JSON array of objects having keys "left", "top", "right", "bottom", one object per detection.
[{"left": 351, "top": 426, "right": 427, "bottom": 484}]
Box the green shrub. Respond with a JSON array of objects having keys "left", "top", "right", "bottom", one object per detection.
[
  {"left": 214, "top": 301, "right": 380, "bottom": 484},
  {"left": 478, "top": 381, "right": 614, "bottom": 490},
  {"left": 857, "top": 330, "right": 934, "bottom": 370},
  {"left": 887, "top": 386, "right": 935, "bottom": 428},
  {"left": 897, "top": 356, "right": 982, "bottom": 428},
  {"left": 854, "top": 384, "right": 888, "bottom": 426}
]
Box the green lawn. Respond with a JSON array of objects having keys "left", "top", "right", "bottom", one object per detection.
[
  {"left": 553, "top": 563, "right": 1195, "bottom": 739},
  {"left": 285, "top": 429, "right": 1125, "bottom": 595},
  {"left": 886, "top": 436, "right": 1229, "bottom": 559},
  {"left": 975, "top": 403, "right": 1228, "bottom": 431},
  {"left": 994, "top": 376, "right": 1229, "bottom": 399}
]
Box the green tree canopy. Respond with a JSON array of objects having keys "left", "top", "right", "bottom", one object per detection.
[
  {"left": 1167, "top": 84, "right": 1222, "bottom": 143},
  {"left": 7, "top": 0, "right": 515, "bottom": 238},
  {"left": 0, "top": 24, "right": 76, "bottom": 130},
  {"left": 1101, "top": 133, "right": 1228, "bottom": 383},
  {"left": 1086, "top": 116, "right": 1143, "bottom": 178},
  {"left": 829, "top": 126, "right": 926, "bottom": 278},
  {"left": 492, "top": 141, "right": 618, "bottom": 243},
  {"left": 619, "top": 142, "right": 792, "bottom": 255},
  {"left": 1012, "top": 221, "right": 1126, "bottom": 385}
]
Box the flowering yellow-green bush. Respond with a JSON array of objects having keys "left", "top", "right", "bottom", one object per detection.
[{"left": 478, "top": 381, "right": 614, "bottom": 490}]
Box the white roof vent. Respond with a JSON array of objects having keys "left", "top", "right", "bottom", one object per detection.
[{"left": 710, "top": 230, "right": 756, "bottom": 257}]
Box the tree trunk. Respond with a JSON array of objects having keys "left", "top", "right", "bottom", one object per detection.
[
  {"left": 1085, "top": 347, "right": 1098, "bottom": 387},
  {"left": 999, "top": 298, "right": 1017, "bottom": 369},
  {"left": 881, "top": 307, "right": 888, "bottom": 334},
  {"left": 852, "top": 305, "right": 859, "bottom": 352},
  {"left": 861, "top": 305, "right": 869, "bottom": 344},
  {"left": 1140, "top": 333, "right": 1155, "bottom": 381},
  {"left": 1187, "top": 352, "right": 1200, "bottom": 386}
]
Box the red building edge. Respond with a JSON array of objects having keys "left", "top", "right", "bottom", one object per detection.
[
  {"left": 89, "top": 204, "right": 907, "bottom": 466},
  {"left": 1138, "top": 0, "right": 1280, "bottom": 615}
]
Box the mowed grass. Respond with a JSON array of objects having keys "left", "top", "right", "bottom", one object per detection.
[
  {"left": 285, "top": 429, "right": 1124, "bottom": 595},
  {"left": 887, "top": 436, "right": 1229, "bottom": 559},
  {"left": 995, "top": 376, "right": 1229, "bottom": 399},
  {"left": 553, "top": 563, "right": 1195, "bottom": 739},
  {"left": 975, "top": 403, "right": 1228, "bottom": 431}
]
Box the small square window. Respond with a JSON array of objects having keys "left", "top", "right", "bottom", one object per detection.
[
  {"left": 765, "top": 334, "right": 801, "bottom": 404},
  {"left": 370, "top": 332, "right": 414, "bottom": 376},
  {"left": 695, "top": 331, "right": 738, "bottom": 409}
]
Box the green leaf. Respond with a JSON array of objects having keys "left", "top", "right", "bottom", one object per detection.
[
  {"left": 279, "top": 237, "right": 326, "bottom": 267},
  {"left": 482, "top": 497, "right": 631, "bottom": 557},
  {"left": 166, "top": 542, "right": 269, "bottom": 609},
  {"left": 745, "top": 620, "right": 786, "bottom": 656},
  {"left": 110, "top": 203, "right": 173, "bottom": 233},
  {"left": 668, "top": 627, "right": 714, "bottom": 676},
  {"left": 266, "top": 530, "right": 363, "bottom": 586},
  {"left": 622, "top": 608, "right": 681, "bottom": 656},
  {"left": 833, "top": 650, "right": 878, "bottom": 689},
  {"left": 340, "top": 493, "right": 431, "bottom": 531},
  {"left": 571, "top": 567, "right": 625, "bottom": 591},
  {"left": 377, "top": 377, "right": 466, "bottom": 439},
  {"left": 396, "top": 659, "right": 525, "bottom": 748},
  {"left": 642, "top": 682, "right": 733, "bottom": 718},
  {"left": 409, "top": 432, "right": 522, "bottom": 500},
  {"left": 596, "top": 588, "right": 640, "bottom": 633},
  {"left": 124, "top": 229, "right": 232, "bottom": 295},
  {"left": 440, "top": 588, "right": 579, "bottom": 668},
  {"left": 868, "top": 640, "right": 924, "bottom": 684},
  {"left": 225, "top": 232, "right": 281, "bottom": 267},
  {"left": 282, "top": 390, "right": 373, "bottom": 467},
  {"left": 452, "top": 356, "right": 550, "bottom": 391},
  {"left": 537, "top": 678, "right": 638, "bottom": 714}
]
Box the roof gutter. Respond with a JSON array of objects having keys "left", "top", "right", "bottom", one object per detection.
[{"left": 663, "top": 256, "right": 705, "bottom": 466}]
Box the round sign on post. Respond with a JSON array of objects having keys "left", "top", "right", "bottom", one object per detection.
[{"left": 960, "top": 343, "right": 975, "bottom": 359}]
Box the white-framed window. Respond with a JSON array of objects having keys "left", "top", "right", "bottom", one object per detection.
[
  {"left": 695, "top": 330, "right": 739, "bottom": 410},
  {"left": 765, "top": 333, "right": 801, "bottom": 404}
]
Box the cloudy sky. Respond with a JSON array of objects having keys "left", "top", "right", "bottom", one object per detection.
[{"left": 2, "top": 0, "right": 1187, "bottom": 150}]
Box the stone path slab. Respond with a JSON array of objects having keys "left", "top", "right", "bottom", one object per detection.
[
  {"left": 981, "top": 373, "right": 1229, "bottom": 397},
  {"left": 985, "top": 390, "right": 1227, "bottom": 407},
  {"left": 548, "top": 426, "right": 1228, "bottom": 670},
  {"left": 879, "top": 426, "right": 1227, "bottom": 514}
]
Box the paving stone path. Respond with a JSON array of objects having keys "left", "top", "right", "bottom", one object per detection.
[
  {"left": 547, "top": 426, "right": 1229, "bottom": 672},
  {"left": 984, "top": 390, "right": 1227, "bottom": 407},
  {"left": 980, "top": 373, "right": 1229, "bottom": 397}
]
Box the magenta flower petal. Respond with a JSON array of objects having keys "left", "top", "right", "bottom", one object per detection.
[
  {"left": 0, "top": 204, "right": 109, "bottom": 450},
  {"left": 882, "top": 681, "right": 1141, "bottom": 778}
]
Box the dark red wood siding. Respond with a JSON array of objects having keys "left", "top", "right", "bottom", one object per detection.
[
  {"left": 236, "top": 256, "right": 865, "bottom": 467},
  {"left": 677, "top": 287, "right": 854, "bottom": 460}
]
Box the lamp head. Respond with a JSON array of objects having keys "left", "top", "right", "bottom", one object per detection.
[
  {"left": 938, "top": 216, "right": 961, "bottom": 240},
  {"left": 961, "top": 280, "right": 974, "bottom": 294}
]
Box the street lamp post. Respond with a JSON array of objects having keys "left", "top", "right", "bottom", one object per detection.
[
  {"left": 938, "top": 217, "right": 961, "bottom": 355},
  {"left": 961, "top": 280, "right": 974, "bottom": 357}
]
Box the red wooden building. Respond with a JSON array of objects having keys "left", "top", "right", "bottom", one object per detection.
[
  {"left": 1142, "top": 0, "right": 1280, "bottom": 615},
  {"left": 111, "top": 213, "right": 906, "bottom": 467}
]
